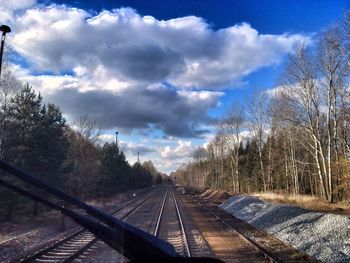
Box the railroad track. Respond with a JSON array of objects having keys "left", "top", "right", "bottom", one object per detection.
[
  {"left": 15, "top": 187, "right": 161, "bottom": 263},
  {"left": 72, "top": 184, "right": 214, "bottom": 261},
  {"left": 8, "top": 184, "right": 243, "bottom": 262},
  {"left": 155, "top": 187, "right": 190, "bottom": 257},
  {"left": 188, "top": 195, "right": 319, "bottom": 263},
  {"left": 154, "top": 186, "right": 213, "bottom": 258}
]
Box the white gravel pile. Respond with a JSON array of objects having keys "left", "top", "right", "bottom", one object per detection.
[{"left": 220, "top": 196, "right": 350, "bottom": 263}]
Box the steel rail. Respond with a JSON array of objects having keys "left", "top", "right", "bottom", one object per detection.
[
  {"left": 193, "top": 196, "right": 317, "bottom": 262},
  {"left": 153, "top": 186, "right": 168, "bottom": 236},
  {"left": 172, "top": 190, "right": 191, "bottom": 257},
  {"left": 192, "top": 197, "right": 278, "bottom": 263},
  {"left": 20, "top": 187, "right": 166, "bottom": 263},
  {"left": 64, "top": 187, "right": 173, "bottom": 262}
]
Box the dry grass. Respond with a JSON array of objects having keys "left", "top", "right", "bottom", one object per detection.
[{"left": 251, "top": 192, "right": 350, "bottom": 216}]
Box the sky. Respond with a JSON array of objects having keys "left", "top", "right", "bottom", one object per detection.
[{"left": 1, "top": 0, "right": 349, "bottom": 174}]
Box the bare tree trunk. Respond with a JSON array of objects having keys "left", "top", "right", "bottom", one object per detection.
[
  {"left": 235, "top": 146, "right": 240, "bottom": 193},
  {"left": 258, "top": 142, "right": 267, "bottom": 192},
  {"left": 314, "top": 137, "right": 327, "bottom": 199},
  {"left": 267, "top": 137, "right": 272, "bottom": 191},
  {"left": 327, "top": 84, "right": 333, "bottom": 201},
  {"left": 289, "top": 137, "right": 299, "bottom": 194}
]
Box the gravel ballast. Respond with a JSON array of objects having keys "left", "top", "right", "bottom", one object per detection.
[{"left": 220, "top": 196, "right": 350, "bottom": 263}]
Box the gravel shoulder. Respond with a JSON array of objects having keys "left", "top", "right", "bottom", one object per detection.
[{"left": 220, "top": 195, "right": 350, "bottom": 263}]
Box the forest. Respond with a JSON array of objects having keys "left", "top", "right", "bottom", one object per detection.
[
  {"left": 0, "top": 80, "right": 163, "bottom": 220},
  {"left": 172, "top": 12, "right": 350, "bottom": 203}
]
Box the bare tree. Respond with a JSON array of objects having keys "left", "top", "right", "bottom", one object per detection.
[
  {"left": 339, "top": 10, "right": 350, "bottom": 66},
  {"left": 246, "top": 89, "right": 269, "bottom": 191},
  {"left": 0, "top": 69, "right": 21, "bottom": 160},
  {"left": 72, "top": 115, "right": 102, "bottom": 144},
  {"left": 193, "top": 146, "right": 208, "bottom": 187},
  {"left": 206, "top": 134, "right": 226, "bottom": 189},
  {"left": 318, "top": 27, "right": 349, "bottom": 202},
  {"left": 65, "top": 116, "right": 102, "bottom": 198},
  {"left": 281, "top": 43, "right": 330, "bottom": 199},
  {"left": 270, "top": 91, "right": 301, "bottom": 194},
  {"left": 219, "top": 101, "right": 244, "bottom": 192}
]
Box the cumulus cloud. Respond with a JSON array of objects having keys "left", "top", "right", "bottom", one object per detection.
[
  {"left": 150, "top": 140, "right": 196, "bottom": 173},
  {"left": 43, "top": 84, "right": 222, "bottom": 137},
  {"left": 12, "top": 64, "right": 223, "bottom": 137},
  {"left": 0, "top": 0, "right": 36, "bottom": 23},
  {"left": 161, "top": 140, "right": 194, "bottom": 159},
  {"left": 1, "top": 0, "right": 36, "bottom": 10},
  {"left": 7, "top": 5, "right": 308, "bottom": 89}
]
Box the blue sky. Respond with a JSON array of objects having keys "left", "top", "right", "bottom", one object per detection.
[
  {"left": 39, "top": 0, "right": 349, "bottom": 33},
  {"left": 1, "top": 0, "right": 348, "bottom": 173}
]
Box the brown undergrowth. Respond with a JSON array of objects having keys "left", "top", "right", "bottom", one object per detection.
[
  {"left": 251, "top": 192, "right": 350, "bottom": 216},
  {"left": 196, "top": 187, "right": 350, "bottom": 216}
]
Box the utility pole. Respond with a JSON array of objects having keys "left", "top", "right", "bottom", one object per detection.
[
  {"left": 137, "top": 152, "right": 140, "bottom": 164},
  {"left": 0, "top": 25, "right": 11, "bottom": 78}
]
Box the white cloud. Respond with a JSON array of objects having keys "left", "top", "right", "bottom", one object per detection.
[
  {"left": 171, "top": 24, "right": 308, "bottom": 89},
  {"left": 156, "top": 139, "right": 196, "bottom": 173},
  {"left": 10, "top": 63, "right": 223, "bottom": 137},
  {"left": 0, "top": 0, "right": 36, "bottom": 23},
  {"left": 161, "top": 140, "right": 194, "bottom": 159},
  {"left": 96, "top": 135, "right": 193, "bottom": 174},
  {"left": 98, "top": 134, "right": 115, "bottom": 144},
  {"left": 5, "top": 6, "right": 309, "bottom": 90},
  {"left": 28, "top": 78, "right": 222, "bottom": 137},
  {"left": 1, "top": 0, "right": 36, "bottom": 10}
]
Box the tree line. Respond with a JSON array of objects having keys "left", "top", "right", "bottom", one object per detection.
[
  {"left": 0, "top": 76, "right": 163, "bottom": 220},
  {"left": 172, "top": 11, "right": 350, "bottom": 203}
]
